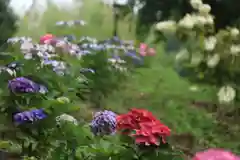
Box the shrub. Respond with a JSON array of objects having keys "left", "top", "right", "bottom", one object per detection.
[
  {"left": 136, "top": 0, "right": 240, "bottom": 41},
  {"left": 155, "top": 0, "right": 240, "bottom": 105}
]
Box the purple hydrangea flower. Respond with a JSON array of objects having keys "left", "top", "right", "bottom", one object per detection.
[
  {"left": 90, "top": 110, "right": 117, "bottom": 136},
  {"left": 8, "top": 77, "right": 48, "bottom": 94},
  {"left": 13, "top": 109, "right": 47, "bottom": 124}
]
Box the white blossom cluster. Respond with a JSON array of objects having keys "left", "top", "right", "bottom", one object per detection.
[
  {"left": 155, "top": 0, "right": 240, "bottom": 104},
  {"left": 7, "top": 36, "right": 33, "bottom": 44},
  {"left": 156, "top": 0, "right": 214, "bottom": 32},
  {"left": 55, "top": 20, "right": 87, "bottom": 27}
]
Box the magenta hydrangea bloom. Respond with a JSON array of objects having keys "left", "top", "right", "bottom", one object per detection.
[{"left": 192, "top": 148, "right": 240, "bottom": 160}]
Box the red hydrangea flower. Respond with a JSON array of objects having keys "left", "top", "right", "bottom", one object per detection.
[{"left": 117, "top": 108, "right": 171, "bottom": 146}]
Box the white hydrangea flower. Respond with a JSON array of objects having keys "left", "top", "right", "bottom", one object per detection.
[
  {"left": 217, "top": 85, "right": 236, "bottom": 104},
  {"left": 190, "top": 0, "right": 203, "bottom": 9},
  {"left": 207, "top": 54, "right": 220, "bottom": 68},
  {"left": 156, "top": 20, "right": 177, "bottom": 33},
  {"left": 108, "top": 58, "right": 126, "bottom": 64},
  {"left": 198, "top": 4, "right": 211, "bottom": 15},
  {"left": 191, "top": 52, "right": 203, "bottom": 66},
  {"left": 71, "top": 44, "right": 79, "bottom": 50},
  {"left": 175, "top": 49, "right": 189, "bottom": 61},
  {"left": 178, "top": 14, "right": 195, "bottom": 29},
  {"left": 67, "top": 21, "right": 75, "bottom": 26},
  {"left": 56, "top": 41, "right": 67, "bottom": 48},
  {"left": 24, "top": 53, "right": 33, "bottom": 60},
  {"left": 195, "top": 15, "right": 207, "bottom": 26},
  {"left": 204, "top": 36, "right": 217, "bottom": 51},
  {"left": 69, "top": 50, "right": 76, "bottom": 55},
  {"left": 230, "top": 45, "right": 240, "bottom": 55},
  {"left": 20, "top": 42, "right": 34, "bottom": 52},
  {"left": 56, "top": 114, "right": 78, "bottom": 126},
  {"left": 37, "top": 51, "right": 44, "bottom": 57},
  {"left": 115, "top": 0, "right": 128, "bottom": 5},
  {"left": 113, "top": 64, "right": 127, "bottom": 72},
  {"left": 205, "top": 15, "right": 214, "bottom": 25},
  {"left": 230, "top": 28, "right": 239, "bottom": 37}
]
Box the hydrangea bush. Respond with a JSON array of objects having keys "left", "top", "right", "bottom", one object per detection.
[
  {"left": 156, "top": 0, "right": 240, "bottom": 105},
  {"left": 1, "top": 15, "right": 238, "bottom": 160},
  {"left": 0, "top": 19, "right": 165, "bottom": 159}
]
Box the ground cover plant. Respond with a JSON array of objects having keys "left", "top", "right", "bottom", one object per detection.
[{"left": 0, "top": 0, "right": 240, "bottom": 159}]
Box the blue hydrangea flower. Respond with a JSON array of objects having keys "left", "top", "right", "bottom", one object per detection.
[
  {"left": 90, "top": 110, "right": 117, "bottom": 136},
  {"left": 13, "top": 109, "right": 47, "bottom": 124},
  {"left": 8, "top": 77, "right": 48, "bottom": 94}
]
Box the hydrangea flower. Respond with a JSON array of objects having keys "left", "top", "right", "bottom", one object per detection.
[
  {"left": 39, "top": 34, "right": 55, "bottom": 44},
  {"left": 192, "top": 148, "right": 240, "bottom": 160},
  {"left": 56, "top": 114, "right": 78, "bottom": 126},
  {"left": 117, "top": 108, "right": 171, "bottom": 146},
  {"left": 156, "top": 20, "right": 177, "bottom": 33},
  {"left": 198, "top": 4, "right": 211, "bottom": 14},
  {"left": 56, "top": 97, "right": 70, "bottom": 104},
  {"left": 55, "top": 20, "right": 86, "bottom": 27},
  {"left": 230, "top": 28, "right": 239, "bottom": 37},
  {"left": 217, "top": 85, "right": 236, "bottom": 104},
  {"left": 8, "top": 77, "right": 48, "bottom": 94},
  {"left": 230, "top": 45, "right": 240, "bottom": 55},
  {"left": 90, "top": 110, "right": 117, "bottom": 136},
  {"left": 13, "top": 109, "right": 47, "bottom": 124},
  {"left": 7, "top": 36, "right": 32, "bottom": 44},
  {"left": 207, "top": 54, "right": 220, "bottom": 68},
  {"left": 204, "top": 36, "right": 217, "bottom": 51}
]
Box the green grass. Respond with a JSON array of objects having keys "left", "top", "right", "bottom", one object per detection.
[
  {"left": 106, "top": 49, "right": 240, "bottom": 153},
  {"left": 17, "top": 0, "right": 240, "bottom": 155}
]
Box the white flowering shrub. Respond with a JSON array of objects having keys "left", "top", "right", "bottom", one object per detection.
[{"left": 156, "top": 0, "right": 240, "bottom": 104}]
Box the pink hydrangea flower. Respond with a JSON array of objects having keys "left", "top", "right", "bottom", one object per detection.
[
  {"left": 148, "top": 48, "right": 156, "bottom": 56},
  {"left": 193, "top": 149, "right": 240, "bottom": 160},
  {"left": 139, "top": 43, "right": 148, "bottom": 56},
  {"left": 139, "top": 43, "right": 156, "bottom": 56},
  {"left": 40, "top": 34, "right": 55, "bottom": 44}
]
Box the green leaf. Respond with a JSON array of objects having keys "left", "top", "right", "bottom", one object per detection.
[{"left": 0, "top": 140, "right": 11, "bottom": 149}]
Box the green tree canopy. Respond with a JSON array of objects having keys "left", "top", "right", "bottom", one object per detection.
[{"left": 0, "top": 0, "right": 17, "bottom": 49}]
